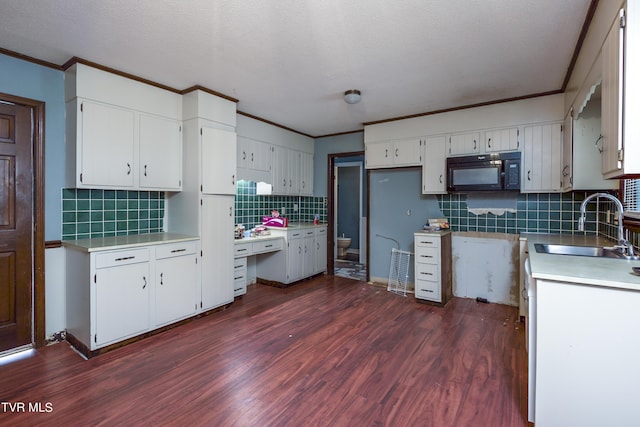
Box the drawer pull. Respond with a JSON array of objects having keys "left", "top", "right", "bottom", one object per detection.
[
  {"left": 234, "top": 265, "right": 244, "bottom": 269},
  {"left": 237, "top": 248, "right": 248, "bottom": 252},
  {"left": 234, "top": 276, "right": 244, "bottom": 280},
  {"left": 115, "top": 256, "right": 135, "bottom": 262},
  {"left": 421, "top": 272, "right": 433, "bottom": 276},
  {"left": 420, "top": 288, "right": 434, "bottom": 293},
  {"left": 265, "top": 244, "right": 273, "bottom": 248},
  {"left": 171, "top": 248, "right": 186, "bottom": 253},
  {"left": 421, "top": 255, "right": 433, "bottom": 258},
  {"left": 419, "top": 241, "right": 433, "bottom": 244}
]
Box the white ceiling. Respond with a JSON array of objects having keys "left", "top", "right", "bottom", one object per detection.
[{"left": 0, "top": 0, "right": 592, "bottom": 137}]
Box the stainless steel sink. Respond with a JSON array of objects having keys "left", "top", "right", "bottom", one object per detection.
[{"left": 534, "top": 243, "right": 639, "bottom": 260}]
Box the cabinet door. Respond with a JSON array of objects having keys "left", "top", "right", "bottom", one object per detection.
[
  {"left": 562, "top": 112, "right": 573, "bottom": 191},
  {"left": 155, "top": 253, "right": 198, "bottom": 327},
  {"left": 287, "top": 234, "right": 303, "bottom": 282},
  {"left": 272, "top": 145, "right": 289, "bottom": 195},
  {"left": 80, "top": 100, "right": 135, "bottom": 188},
  {"left": 302, "top": 231, "right": 316, "bottom": 277},
  {"left": 315, "top": 227, "right": 327, "bottom": 274},
  {"left": 449, "top": 132, "right": 480, "bottom": 156},
  {"left": 289, "top": 150, "right": 300, "bottom": 195},
  {"left": 365, "top": 141, "right": 393, "bottom": 169},
  {"left": 485, "top": 127, "right": 519, "bottom": 152},
  {"left": 201, "top": 127, "right": 237, "bottom": 195},
  {"left": 236, "top": 136, "right": 251, "bottom": 170},
  {"left": 139, "top": 114, "right": 182, "bottom": 190},
  {"left": 422, "top": 136, "right": 447, "bottom": 194},
  {"left": 95, "top": 261, "right": 150, "bottom": 346},
  {"left": 394, "top": 138, "right": 423, "bottom": 166},
  {"left": 200, "top": 195, "right": 234, "bottom": 310},
  {"left": 602, "top": 9, "right": 624, "bottom": 178},
  {"left": 522, "top": 123, "right": 563, "bottom": 193},
  {"left": 300, "top": 152, "right": 314, "bottom": 196}
]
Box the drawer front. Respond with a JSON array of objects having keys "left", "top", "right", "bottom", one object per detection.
[
  {"left": 234, "top": 242, "right": 252, "bottom": 258},
  {"left": 415, "top": 247, "right": 439, "bottom": 264},
  {"left": 95, "top": 248, "right": 150, "bottom": 268},
  {"left": 416, "top": 262, "right": 439, "bottom": 282},
  {"left": 233, "top": 257, "right": 247, "bottom": 270},
  {"left": 234, "top": 278, "right": 247, "bottom": 296},
  {"left": 316, "top": 227, "right": 327, "bottom": 236},
  {"left": 252, "top": 238, "right": 283, "bottom": 254},
  {"left": 155, "top": 241, "right": 198, "bottom": 259},
  {"left": 233, "top": 269, "right": 247, "bottom": 282},
  {"left": 415, "top": 278, "right": 441, "bottom": 301},
  {"left": 415, "top": 235, "right": 441, "bottom": 248}
]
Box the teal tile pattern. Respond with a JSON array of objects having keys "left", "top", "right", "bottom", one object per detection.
[
  {"left": 437, "top": 191, "right": 623, "bottom": 236},
  {"left": 62, "top": 188, "right": 164, "bottom": 240},
  {"left": 235, "top": 180, "right": 327, "bottom": 229}
]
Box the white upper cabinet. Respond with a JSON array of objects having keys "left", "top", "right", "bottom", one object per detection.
[
  {"left": 602, "top": 3, "right": 640, "bottom": 178},
  {"left": 485, "top": 127, "right": 520, "bottom": 152},
  {"left": 562, "top": 111, "right": 574, "bottom": 192},
  {"left": 365, "top": 137, "right": 422, "bottom": 169},
  {"left": 201, "top": 126, "right": 237, "bottom": 195},
  {"left": 65, "top": 63, "right": 183, "bottom": 191},
  {"left": 77, "top": 100, "right": 136, "bottom": 188},
  {"left": 139, "top": 113, "right": 182, "bottom": 190},
  {"left": 522, "top": 123, "right": 563, "bottom": 193},
  {"left": 237, "top": 136, "right": 272, "bottom": 183},
  {"left": 422, "top": 136, "right": 447, "bottom": 194},
  {"left": 448, "top": 132, "right": 480, "bottom": 156}
]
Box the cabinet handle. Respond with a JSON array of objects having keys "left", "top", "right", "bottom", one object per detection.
[
  {"left": 232, "top": 174, "right": 235, "bottom": 185},
  {"left": 395, "top": 148, "right": 399, "bottom": 157},
  {"left": 475, "top": 139, "right": 478, "bottom": 150},
  {"left": 419, "top": 240, "right": 433, "bottom": 244},
  {"left": 242, "top": 151, "right": 246, "bottom": 160},
  {"left": 237, "top": 248, "right": 247, "bottom": 253},
  {"left": 289, "top": 179, "right": 292, "bottom": 188},
  {"left": 144, "top": 165, "right": 148, "bottom": 177},
  {"left": 421, "top": 272, "right": 434, "bottom": 276},
  {"left": 439, "top": 174, "right": 443, "bottom": 184},
  {"left": 142, "top": 276, "right": 147, "bottom": 289},
  {"left": 385, "top": 148, "right": 388, "bottom": 158},
  {"left": 170, "top": 248, "right": 186, "bottom": 253},
  {"left": 420, "top": 288, "right": 434, "bottom": 293},
  {"left": 160, "top": 272, "right": 164, "bottom": 285},
  {"left": 251, "top": 153, "right": 254, "bottom": 162},
  {"left": 229, "top": 206, "right": 233, "bottom": 216},
  {"left": 486, "top": 138, "right": 490, "bottom": 149},
  {"left": 527, "top": 170, "right": 531, "bottom": 181},
  {"left": 115, "top": 256, "right": 135, "bottom": 261},
  {"left": 283, "top": 179, "right": 286, "bottom": 187},
  {"left": 265, "top": 244, "right": 273, "bottom": 248},
  {"left": 317, "top": 242, "right": 320, "bottom": 250},
  {"left": 421, "top": 255, "right": 433, "bottom": 258},
  {"left": 127, "top": 163, "right": 131, "bottom": 175}
]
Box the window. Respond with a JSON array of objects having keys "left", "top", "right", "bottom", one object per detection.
[{"left": 623, "top": 179, "right": 640, "bottom": 229}]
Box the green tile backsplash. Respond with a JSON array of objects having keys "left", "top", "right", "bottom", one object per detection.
[
  {"left": 235, "top": 180, "right": 327, "bottom": 229},
  {"left": 62, "top": 189, "right": 164, "bottom": 240}
]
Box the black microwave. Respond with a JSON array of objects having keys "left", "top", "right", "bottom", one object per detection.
[{"left": 446, "top": 152, "right": 521, "bottom": 192}]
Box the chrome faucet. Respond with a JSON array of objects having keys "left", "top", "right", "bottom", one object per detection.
[{"left": 578, "top": 192, "right": 635, "bottom": 257}]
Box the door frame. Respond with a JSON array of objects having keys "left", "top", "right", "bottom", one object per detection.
[
  {"left": 333, "top": 161, "right": 364, "bottom": 264},
  {"left": 1, "top": 92, "right": 46, "bottom": 348},
  {"left": 327, "top": 151, "right": 367, "bottom": 279}
]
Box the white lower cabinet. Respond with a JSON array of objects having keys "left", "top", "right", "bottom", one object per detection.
[
  {"left": 154, "top": 241, "right": 199, "bottom": 327},
  {"left": 201, "top": 195, "right": 235, "bottom": 311},
  {"left": 94, "top": 249, "right": 150, "bottom": 347},
  {"left": 413, "top": 231, "right": 452, "bottom": 305},
  {"left": 65, "top": 236, "right": 200, "bottom": 354},
  {"left": 233, "top": 257, "right": 248, "bottom": 297},
  {"left": 256, "top": 225, "right": 327, "bottom": 285}
]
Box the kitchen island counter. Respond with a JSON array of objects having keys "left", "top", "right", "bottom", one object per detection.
[{"left": 63, "top": 232, "right": 199, "bottom": 252}]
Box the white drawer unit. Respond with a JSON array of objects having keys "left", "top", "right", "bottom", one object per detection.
[
  {"left": 234, "top": 242, "right": 252, "bottom": 258},
  {"left": 233, "top": 257, "right": 248, "bottom": 297},
  {"left": 252, "top": 238, "right": 284, "bottom": 254},
  {"left": 413, "top": 231, "right": 452, "bottom": 305}
]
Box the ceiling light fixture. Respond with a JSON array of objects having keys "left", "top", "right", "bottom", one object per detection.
[{"left": 344, "top": 89, "right": 361, "bottom": 104}]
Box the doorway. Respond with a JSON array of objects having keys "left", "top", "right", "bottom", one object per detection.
[
  {"left": 328, "top": 152, "right": 367, "bottom": 281},
  {"left": 0, "top": 94, "right": 45, "bottom": 354}
]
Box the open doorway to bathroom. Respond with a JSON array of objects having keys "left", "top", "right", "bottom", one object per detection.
[{"left": 328, "top": 152, "right": 367, "bottom": 281}]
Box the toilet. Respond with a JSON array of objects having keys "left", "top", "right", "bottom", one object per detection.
[{"left": 337, "top": 236, "right": 351, "bottom": 259}]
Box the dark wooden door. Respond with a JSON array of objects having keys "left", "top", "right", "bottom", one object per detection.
[{"left": 0, "top": 102, "right": 33, "bottom": 352}]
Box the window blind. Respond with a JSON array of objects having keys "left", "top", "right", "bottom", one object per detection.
[{"left": 624, "top": 178, "right": 640, "bottom": 211}]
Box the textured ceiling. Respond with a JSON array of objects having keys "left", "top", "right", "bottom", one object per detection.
[{"left": 0, "top": 0, "right": 592, "bottom": 136}]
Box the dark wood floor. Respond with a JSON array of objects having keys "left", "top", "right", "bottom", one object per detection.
[{"left": 0, "top": 275, "right": 528, "bottom": 426}]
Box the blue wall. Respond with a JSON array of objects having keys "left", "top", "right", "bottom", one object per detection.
[
  {"left": 0, "top": 53, "right": 65, "bottom": 241},
  {"left": 337, "top": 165, "right": 360, "bottom": 248}
]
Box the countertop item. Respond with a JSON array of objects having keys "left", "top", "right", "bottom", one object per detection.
[
  {"left": 415, "top": 229, "right": 452, "bottom": 237},
  {"left": 521, "top": 233, "right": 640, "bottom": 291},
  {"left": 62, "top": 232, "right": 199, "bottom": 252},
  {"left": 265, "top": 222, "right": 327, "bottom": 230}
]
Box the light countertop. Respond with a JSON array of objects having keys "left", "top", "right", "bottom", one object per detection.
[
  {"left": 265, "top": 222, "right": 327, "bottom": 230},
  {"left": 415, "top": 229, "right": 452, "bottom": 237},
  {"left": 521, "top": 233, "right": 640, "bottom": 291},
  {"left": 63, "top": 232, "right": 199, "bottom": 252}
]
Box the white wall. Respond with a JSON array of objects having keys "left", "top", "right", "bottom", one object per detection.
[
  {"left": 45, "top": 247, "right": 66, "bottom": 337},
  {"left": 237, "top": 114, "right": 313, "bottom": 153}
]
